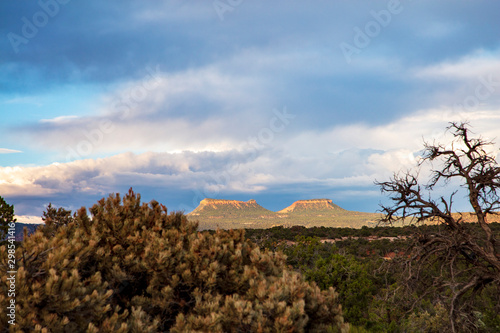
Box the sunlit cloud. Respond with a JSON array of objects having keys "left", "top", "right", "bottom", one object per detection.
[
  {"left": 415, "top": 50, "right": 500, "bottom": 79},
  {"left": 5, "top": 105, "right": 499, "bottom": 216},
  {"left": 40, "top": 115, "right": 79, "bottom": 124},
  {"left": 15, "top": 215, "right": 43, "bottom": 224},
  {"left": 0, "top": 148, "right": 22, "bottom": 154}
]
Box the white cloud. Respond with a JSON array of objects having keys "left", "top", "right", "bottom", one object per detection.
[
  {"left": 0, "top": 151, "right": 258, "bottom": 198},
  {"left": 6, "top": 105, "right": 500, "bottom": 215},
  {"left": 40, "top": 115, "right": 79, "bottom": 124},
  {"left": 19, "top": 47, "right": 498, "bottom": 167},
  {"left": 16, "top": 215, "right": 43, "bottom": 224},
  {"left": 415, "top": 50, "right": 500, "bottom": 79},
  {"left": 21, "top": 65, "right": 277, "bottom": 158},
  {"left": 0, "top": 148, "right": 22, "bottom": 154},
  {"left": 275, "top": 107, "right": 500, "bottom": 188},
  {"left": 18, "top": 44, "right": 410, "bottom": 161}
]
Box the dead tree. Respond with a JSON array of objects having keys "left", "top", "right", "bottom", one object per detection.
[{"left": 376, "top": 122, "right": 500, "bottom": 332}]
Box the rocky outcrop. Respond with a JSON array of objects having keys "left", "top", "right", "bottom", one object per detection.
[
  {"left": 278, "top": 199, "right": 345, "bottom": 213},
  {"left": 188, "top": 198, "right": 271, "bottom": 216}
]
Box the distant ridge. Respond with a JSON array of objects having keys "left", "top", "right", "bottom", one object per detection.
[{"left": 187, "top": 198, "right": 382, "bottom": 230}]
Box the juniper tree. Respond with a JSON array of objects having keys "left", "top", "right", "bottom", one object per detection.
[
  {"left": 0, "top": 189, "right": 348, "bottom": 332},
  {"left": 0, "top": 196, "right": 16, "bottom": 245},
  {"left": 40, "top": 203, "right": 74, "bottom": 237},
  {"left": 377, "top": 122, "right": 500, "bottom": 332}
]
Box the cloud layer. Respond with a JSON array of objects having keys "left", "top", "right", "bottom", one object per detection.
[
  {"left": 4, "top": 107, "right": 499, "bottom": 216},
  {"left": 1, "top": 1, "right": 500, "bottom": 217}
]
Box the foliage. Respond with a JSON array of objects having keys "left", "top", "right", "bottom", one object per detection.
[
  {"left": 377, "top": 122, "right": 500, "bottom": 332},
  {"left": 280, "top": 236, "right": 335, "bottom": 268},
  {"left": 275, "top": 237, "right": 385, "bottom": 329},
  {"left": 245, "top": 225, "right": 416, "bottom": 244},
  {"left": 0, "top": 189, "right": 348, "bottom": 332},
  {"left": 40, "top": 203, "right": 74, "bottom": 237},
  {"left": 251, "top": 222, "right": 500, "bottom": 332},
  {"left": 304, "top": 253, "right": 376, "bottom": 327},
  {"left": 402, "top": 302, "right": 449, "bottom": 333},
  {"left": 0, "top": 196, "right": 16, "bottom": 244}
]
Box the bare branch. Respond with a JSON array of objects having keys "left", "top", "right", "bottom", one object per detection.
[{"left": 377, "top": 122, "right": 500, "bottom": 331}]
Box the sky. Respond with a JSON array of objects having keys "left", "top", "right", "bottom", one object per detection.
[{"left": 1, "top": 0, "right": 500, "bottom": 223}]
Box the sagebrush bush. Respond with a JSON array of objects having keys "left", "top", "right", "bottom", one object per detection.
[{"left": 0, "top": 189, "right": 348, "bottom": 332}]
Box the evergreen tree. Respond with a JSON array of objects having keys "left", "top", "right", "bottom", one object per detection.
[
  {"left": 0, "top": 196, "right": 16, "bottom": 244},
  {"left": 40, "top": 203, "right": 74, "bottom": 237},
  {"left": 0, "top": 189, "right": 348, "bottom": 332}
]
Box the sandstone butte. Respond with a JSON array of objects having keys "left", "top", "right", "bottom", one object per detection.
[
  {"left": 278, "top": 199, "right": 345, "bottom": 213},
  {"left": 189, "top": 198, "right": 267, "bottom": 214},
  {"left": 187, "top": 198, "right": 382, "bottom": 229}
]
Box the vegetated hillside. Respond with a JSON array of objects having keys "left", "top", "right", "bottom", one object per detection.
[
  {"left": 245, "top": 223, "right": 500, "bottom": 331},
  {"left": 14, "top": 223, "right": 41, "bottom": 241},
  {"left": 187, "top": 198, "right": 382, "bottom": 229},
  {"left": 0, "top": 223, "right": 41, "bottom": 243}
]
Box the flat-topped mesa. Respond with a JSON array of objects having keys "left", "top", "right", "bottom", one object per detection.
[
  {"left": 278, "top": 199, "right": 345, "bottom": 213},
  {"left": 200, "top": 198, "right": 259, "bottom": 208},
  {"left": 189, "top": 198, "right": 267, "bottom": 216}
]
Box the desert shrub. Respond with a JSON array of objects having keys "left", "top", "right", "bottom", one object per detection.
[
  {"left": 0, "top": 189, "right": 348, "bottom": 332},
  {"left": 402, "top": 303, "right": 449, "bottom": 333}
]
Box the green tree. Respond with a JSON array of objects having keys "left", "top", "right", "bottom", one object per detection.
[
  {"left": 0, "top": 196, "right": 16, "bottom": 244},
  {"left": 305, "top": 253, "right": 376, "bottom": 327},
  {"left": 40, "top": 203, "right": 74, "bottom": 237},
  {"left": 0, "top": 189, "right": 349, "bottom": 332}
]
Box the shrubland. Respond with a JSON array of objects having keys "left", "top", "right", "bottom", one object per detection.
[{"left": 0, "top": 190, "right": 348, "bottom": 332}]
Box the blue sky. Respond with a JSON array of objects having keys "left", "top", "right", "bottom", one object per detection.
[{"left": 1, "top": 0, "right": 500, "bottom": 221}]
